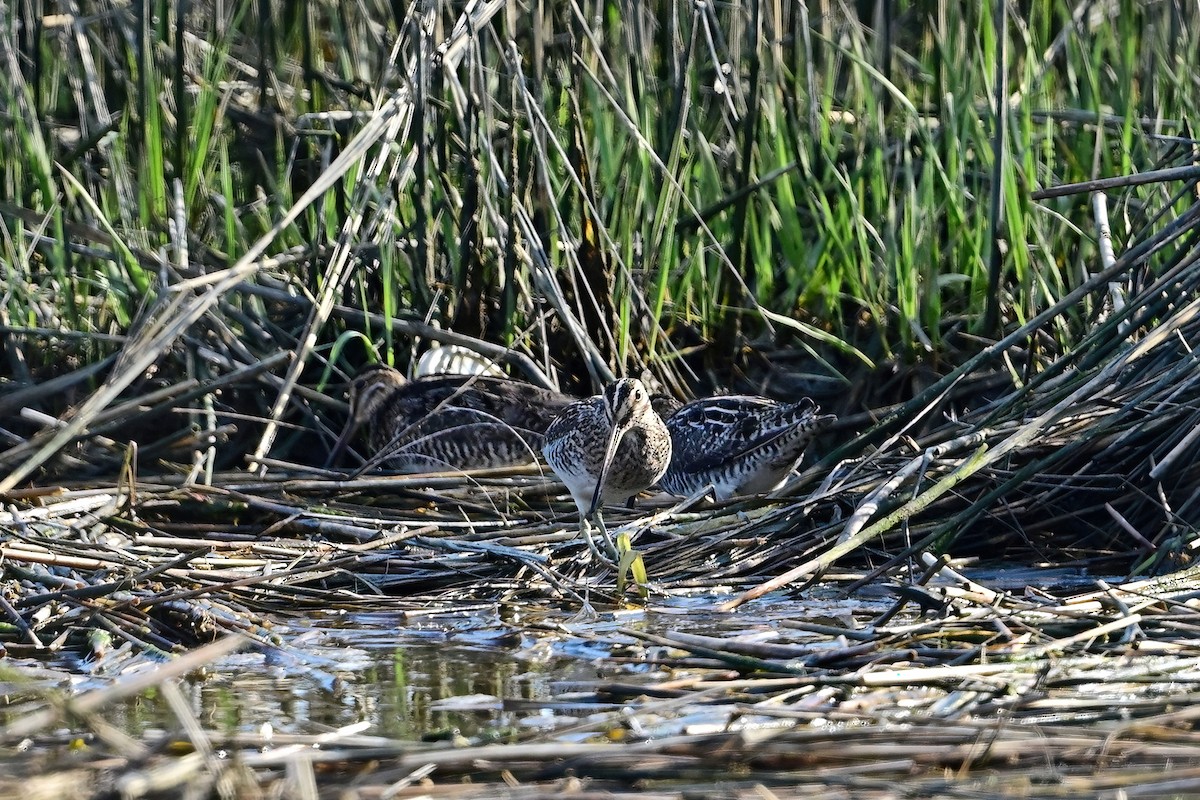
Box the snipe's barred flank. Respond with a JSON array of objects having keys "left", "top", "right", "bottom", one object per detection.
[
  {"left": 328, "top": 363, "right": 576, "bottom": 473},
  {"left": 652, "top": 394, "right": 835, "bottom": 500}
]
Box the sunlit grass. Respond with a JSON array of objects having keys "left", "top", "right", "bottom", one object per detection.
[{"left": 1, "top": 1, "right": 1197, "bottom": 391}]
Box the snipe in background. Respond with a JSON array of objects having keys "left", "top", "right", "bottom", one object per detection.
[{"left": 328, "top": 363, "right": 576, "bottom": 473}]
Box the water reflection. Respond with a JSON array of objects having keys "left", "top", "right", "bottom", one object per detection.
[
  {"left": 189, "top": 593, "right": 890, "bottom": 739},
  {"left": 3, "top": 592, "right": 896, "bottom": 742}
]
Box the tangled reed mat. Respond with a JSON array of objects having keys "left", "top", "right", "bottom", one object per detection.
[
  {"left": 7, "top": 137, "right": 1200, "bottom": 800},
  {"left": 4, "top": 458, "right": 1200, "bottom": 798}
]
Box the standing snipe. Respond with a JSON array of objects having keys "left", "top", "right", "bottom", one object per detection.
[
  {"left": 542, "top": 378, "right": 672, "bottom": 559},
  {"left": 652, "top": 394, "right": 835, "bottom": 500},
  {"left": 328, "top": 363, "right": 576, "bottom": 473}
]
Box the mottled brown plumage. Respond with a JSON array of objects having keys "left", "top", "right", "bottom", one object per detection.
[
  {"left": 653, "top": 394, "right": 835, "bottom": 500},
  {"left": 328, "top": 363, "right": 576, "bottom": 472},
  {"left": 541, "top": 379, "right": 672, "bottom": 560}
]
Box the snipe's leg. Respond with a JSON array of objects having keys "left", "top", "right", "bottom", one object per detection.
[
  {"left": 580, "top": 516, "right": 618, "bottom": 567},
  {"left": 593, "top": 512, "right": 621, "bottom": 561}
]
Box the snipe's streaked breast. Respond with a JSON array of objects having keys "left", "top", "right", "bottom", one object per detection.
[
  {"left": 653, "top": 394, "right": 835, "bottom": 500},
  {"left": 328, "top": 363, "right": 576, "bottom": 473},
  {"left": 542, "top": 378, "right": 672, "bottom": 520}
]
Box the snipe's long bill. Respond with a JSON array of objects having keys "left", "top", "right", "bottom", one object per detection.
[
  {"left": 542, "top": 378, "right": 672, "bottom": 560},
  {"left": 328, "top": 363, "right": 576, "bottom": 473},
  {"left": 653, "top": 393, "right": 835, "bottom": 500}
]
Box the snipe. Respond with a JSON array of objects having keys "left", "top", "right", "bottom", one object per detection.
[
  {"left": 652, "top": 394, "right": 835, "bottom": 500},
  {"left": 542, "top": 378, "right": 672, "bottom": 561},
  {"left": 328, "top": 363, "right": 576, "bottom": 473}
]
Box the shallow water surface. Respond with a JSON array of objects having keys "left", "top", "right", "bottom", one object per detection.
[
  {"left": 27, "top": 591, "right": 888, "bottom": 743},
  {"left": 6, "top": 564, "right": 1117, "bottom": 745},
  {"left": 4, "top": 564, "right": 1182, "bottom": 800}
]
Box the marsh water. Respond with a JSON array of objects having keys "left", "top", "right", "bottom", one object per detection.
[
  {"left": 4, "top": 591, "right": 884, "bottom": 743},
  {"left": 5, "top": 567, "right": 1107, "bottom": 744}
]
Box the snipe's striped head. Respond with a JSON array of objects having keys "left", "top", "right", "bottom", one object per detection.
[
  {"left": 657, "top": 393, "right": 836, "bottom": 500},
  {"left": 346, "top": 364, "right": 406, "bottom": 423},
  {"left": 602, "top": 377, "right": 654, "bottom": 428},
  {"left": 327, "top": 364, "right": 406, "bottom": 466},
  {"left": 590, "top": 377, "right": 656, "bottom": 515}
]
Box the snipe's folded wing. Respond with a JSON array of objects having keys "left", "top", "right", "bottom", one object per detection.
[{"left": 666, "top": 396, "right": 820, "bottom": 473}]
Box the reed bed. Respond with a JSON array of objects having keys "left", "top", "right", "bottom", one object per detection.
[
  {"left": 6, "top": 172, "right": 1200, "bottom": 632},
  {"left": 4, "top": 0, "right": 1200, "bottom": 794},
  {"left": 3, "top": 0, "right": 1199, "bottom": 577}
]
